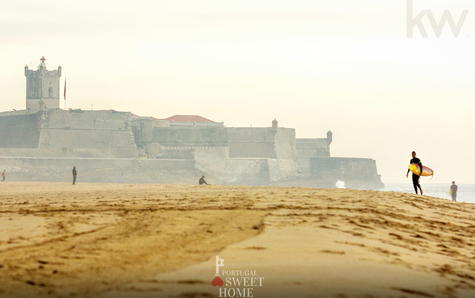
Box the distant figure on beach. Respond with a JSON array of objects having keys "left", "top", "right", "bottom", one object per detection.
[
  {"left": 406, "top": 151, "right": 423, "bottom": 195},
  {"left": 450, "top": 181, "right": 458, "bottom": 202},
  {"left": 199, "top": 176, "right": 209, "bottom": 185},
  {"left": 1, "top": 169, "right": 5, "bottom": 182},
  {"left": 72, "top": 166, "right": 77, "bottom": 185}
]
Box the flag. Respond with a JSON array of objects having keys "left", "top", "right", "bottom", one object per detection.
[{"left": 63, "top": 78, "right": 67, "bottom": 100}]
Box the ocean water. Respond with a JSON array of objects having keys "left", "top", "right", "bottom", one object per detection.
[{"left": 383, "top": 183, "right": 475, "bottom": 204}]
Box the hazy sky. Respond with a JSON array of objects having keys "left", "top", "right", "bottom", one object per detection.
[{"left": 1, "top": 0, "right": 474, "bottom": 183}]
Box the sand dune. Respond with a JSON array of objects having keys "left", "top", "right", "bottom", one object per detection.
[{"left": 0, "top": 182, "right": 474, "bottom": 298}]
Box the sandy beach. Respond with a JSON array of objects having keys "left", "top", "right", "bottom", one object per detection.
[{"left": 0, "top": 182, "right": 474, "bottom": 298}]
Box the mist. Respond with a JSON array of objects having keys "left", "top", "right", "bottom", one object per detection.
[{"left": 1, "top": 0, "right": 474, "bottom": 184}]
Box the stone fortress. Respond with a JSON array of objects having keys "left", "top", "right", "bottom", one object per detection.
[{"left": 0, "top": 58, "right": 384, "bottom": 189}]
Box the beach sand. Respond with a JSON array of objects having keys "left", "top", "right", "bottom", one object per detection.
[{"left": 0, "top": 182, "right": 474, "bottom": 298}]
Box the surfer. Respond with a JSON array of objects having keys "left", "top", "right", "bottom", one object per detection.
[
  {"left": 406, "top": 151, "right": 423, "bottom": 195},
  {"left": 450, "top": 181, "right": 458, "bottom": 202}
]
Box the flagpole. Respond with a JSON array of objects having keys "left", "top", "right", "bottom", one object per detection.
[{"left": 63, "top": 77, "right": 67, "bottom": 110}]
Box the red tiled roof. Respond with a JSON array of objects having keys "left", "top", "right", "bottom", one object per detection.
[{"left": 164, "top": 115, "right": 216, "bottom": 123}]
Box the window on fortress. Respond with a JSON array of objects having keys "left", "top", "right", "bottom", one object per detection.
[{"left": 48, "top": 87, "right": 53, "bottom": 98}]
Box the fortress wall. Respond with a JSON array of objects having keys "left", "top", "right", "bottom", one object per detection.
[
  {"left": 0, "top": 156, "right": 271, "bottom": 185},
  {"left": 30, "top": 109, "right": 139, "bottom": 158},
  {"left": 296, "top": 138, "right": 331, "bottom": 175},
  {"left": 193, "top": 146, "right": 227, "bottom": 180},
  {"left": 46, "top": 110, "right": 132, "bottom": 130},
  {"left": 132, "top": 119, "right": 154, "bottom": 144},
  {"left": 273, "top": 128, "right": 297, "bottom": 159},
  {"left": 275, "top": 159, "right": 297, "bottom": 179},
  {"left": 296, "top": 158, "right": 311, "bottom": 175},
  {"left": 151, "top": 127, "right": 228, "bottom": 147},
  {"left": 26, "top": 99, "right": 59, "bottom": 111},
  {"left": 0, "top": 110, "right": 141, "bottom": 158},
  {"left": 227, "top": 128, "right": 277, "bottom": 158},
  {"left": 143, "top": 143, "right": 161, "bottom": 158},
  {"left": 227, "top": 127, "right": 297, "bottom": 178},
  {"left": 273, "top": 128, "right": 297, "bottom": 178},
  {"left": 193, "top": 147, "right": 229, "bottom": 172},
  {"left": 152, "top": 119, "right": 171, "bottom": 128},
  {"left": 0, "top": 111, "right": 31, "bottom": 117},
  {"left": 224, "top": 158, "right": 272, "bottom": 185},
  {"left": 38, "top": 128, "right": 138, "bottom": 158},
  {"left": 0, "top": 148, "right": 68, "bottom": 157},
  {"left": 0, "top": 113, "right": 41, "bottom": 148},
  {"left": 0, "top": 157, "right": 197, "bottom": 183},
  {"left": 192, "top": 147, "right": 258, "bottom": 184},
  {"left": 296, "top": 138, "right": 331, "bottom": 158},
  {"left": 310, "top": 157, "right": 383, "bottom": 189},
  {"left": 154, "top": 148, "right": 194, "bottom": 159},
  {"left": 176, "top": 146, "right": 281, "bottom": 185},
  {"left": 227, "top": 127, "right": 296, "bottom": 159},
  {"left": 228, "top": 141, "right": 275, "bottom": 158},
  {"left": 132, "top": 119, "right": 171, "bottom": 156},
  {"left": 263, "top": 159, "right": 279, "bottom": 182}
]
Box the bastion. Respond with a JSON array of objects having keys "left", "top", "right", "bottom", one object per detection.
[{"left": 0, "top": 58, "right": 383, "bottom": 189}]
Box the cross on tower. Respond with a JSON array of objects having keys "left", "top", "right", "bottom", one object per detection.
[{"left": 40, "top": 56, "right": 46, "bottom": 63}]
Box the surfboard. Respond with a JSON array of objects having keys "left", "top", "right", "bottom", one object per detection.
[{"left": 408, "top": 164, "right": 434, "bottom": 177}]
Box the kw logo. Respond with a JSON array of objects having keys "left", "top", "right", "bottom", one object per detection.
[{"left": 407, "top": 0, "right": 469, "bottom": 38}]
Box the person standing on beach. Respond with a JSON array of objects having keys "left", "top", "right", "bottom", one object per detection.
[
  {"left": 406, "top": 151, "right": 423, "bottom": 195},
  {"left": 450, "top": 181, "right": 458, "bottom": 202},
  {"left": 72, "top": 166, "right": 77, "bottom": 185},
  {"left": 1, "top": 169, "right": 5, "bottom": 182}
]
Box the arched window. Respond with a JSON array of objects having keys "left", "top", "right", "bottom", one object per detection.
[{"left": 48, "top": 87, "right": 53, "bottom": 98}]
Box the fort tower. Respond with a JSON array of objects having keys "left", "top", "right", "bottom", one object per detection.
[{"left": 24, "top": 56, "right": 62, "bottom": 111}]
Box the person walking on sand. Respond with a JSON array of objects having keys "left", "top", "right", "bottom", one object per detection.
[
  {"left": 72, "top": 166, "right": 77, "bottom": 185},
  {"left": 199, "top": 176, "right": 209, "bottom": 185},
  {"left": 1, "top": 169, "right": 5, "bottom": 182},
  {"left": 450, "top": 181, "right": 458, "bottom": 202},
  {"left": 406, "top": 151, "right": 423, "bottom": 195}
]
